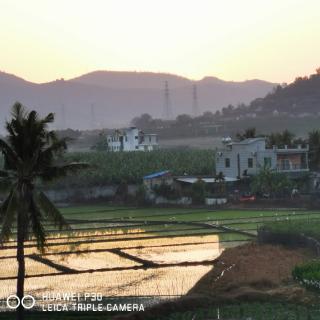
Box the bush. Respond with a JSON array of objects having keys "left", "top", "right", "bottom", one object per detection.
[
  {"left": 262, "top": 219, "right": 320, "bottom": 241},
  {"left": 293, "top": 260, "right": 320, "bottom": 291},
  {"left": 135, "top": 184, "right": 148, "bottom": 206},
  {"left": 191, "top": 180, "right": 206, "bottom": 204},
  {"left": 153, "top": 183, "right": 181, "bottom": 200}
]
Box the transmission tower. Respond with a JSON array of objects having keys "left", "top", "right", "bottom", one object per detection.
[
  {"left": 192, "top": 84, "right": 200, "bottom": 117},
  {"left": 90, "top": 103, "right": 96, "bottom": 129},
  {"left": 163, "top": 81, "right": 173, "bottom": 120},
  {"left": 61, "top": 104, "right": 66, "bottom": 130}
]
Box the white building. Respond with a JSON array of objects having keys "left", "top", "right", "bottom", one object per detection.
[
  {"left": 215, "top": 137, "right": 309, "bottom": 179},
  {"left": 107, "top": 127, "right": 158, "bottom": 152}
]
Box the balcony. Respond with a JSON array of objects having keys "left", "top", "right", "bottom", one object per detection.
[{"left": 277, "top": 163, "right": 309, "bottom": 172}]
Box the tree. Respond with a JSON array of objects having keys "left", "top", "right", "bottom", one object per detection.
[
  {"left": 308, "top": 130, "right": 320, "bottom": 170},
  {"left": 176, "top": 114, "right": 192, "bottom": 126},
  {"left": 214, "top": 172, "right": 226, "bottom": 196},
  {"left": 91, "top": 131, "right": 108, "bottom": 151},
  {"left": 131, "top": 113, "right": 153, "bottom": 129},
  {"left": 267, "top": 130, "right": 295, "bottom": 148},
  {"left": 251, "top": 166, "right": 292, "bottom": 198},
  {"left": 0, "top": 103, "right": 87, "bottom": 320},
  {"left": 236, "top": 127, "right": 256, "bottom": 141}
]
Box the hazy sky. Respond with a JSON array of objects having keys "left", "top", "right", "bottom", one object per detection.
[{"left": 0, "top": 0, "right": 319, "bottom": 84}]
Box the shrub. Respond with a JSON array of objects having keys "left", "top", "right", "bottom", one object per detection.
[
  {"left": 293, "top": 260, "right": 320, "bottom": 291},
  {"left": 191, "top": 180, "right": 206, "bottom": 204},
  {"left": 152, "top": 183, "right": 181, "bottom": 200}
]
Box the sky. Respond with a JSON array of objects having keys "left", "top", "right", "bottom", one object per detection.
[{"left": 0, "top": 0, "right": 319, "bottom": 84}]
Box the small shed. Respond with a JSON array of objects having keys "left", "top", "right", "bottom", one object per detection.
[{"left": 143, "top": 170, "right": 172, "bottom": 189}]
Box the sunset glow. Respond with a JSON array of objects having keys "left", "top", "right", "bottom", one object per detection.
[{"left": 1, "top": 0, "right": 319, "bottom": 83}]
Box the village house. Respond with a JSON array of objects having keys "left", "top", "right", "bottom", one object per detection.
[
  {"left": 107, "top": 127, "right": 158, "bottom": 152},
  {"left": 215, "top": 137, "right": 309, "bottom": 179}
]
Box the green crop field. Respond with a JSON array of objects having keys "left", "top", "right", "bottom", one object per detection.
[
  {"left": 60, "top": 205, "right": 320, "bottom": 229},
  {"left": 42, "top": 149, "right": 215, "bottom": 189}
]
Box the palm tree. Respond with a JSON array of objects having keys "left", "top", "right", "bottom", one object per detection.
[
  {"left": 214, "top": 172, "right": 226, "bottom": 196},
  {"left": 0, "top": 103, "right": 87, "bottom": 320}
]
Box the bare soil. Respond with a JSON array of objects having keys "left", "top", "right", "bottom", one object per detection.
[
  {"left": 113, "top": 243, "right": 317, "bottom": 319},
  {"left": 189, "top": 242, "right": 314, "bottom": 303}
]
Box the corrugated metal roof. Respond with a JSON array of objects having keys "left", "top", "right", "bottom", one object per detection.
[
  {"left": 143, "top": 170, "right": 170, "bottom": 180},
  {"left": 176, "top": 177, "right": 239, "bottom": 184}
]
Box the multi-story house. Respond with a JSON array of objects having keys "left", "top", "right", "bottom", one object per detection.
[
  {"left": 215, "top": 137, "right": 309, "bottom": 179},
  {"left": 107, "top": 127, "right": 158, "bottom": 152}
]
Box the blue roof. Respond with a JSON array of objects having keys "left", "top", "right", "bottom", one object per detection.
[{"left": 143, "top": 170, "right": 170, "bottom": 180}]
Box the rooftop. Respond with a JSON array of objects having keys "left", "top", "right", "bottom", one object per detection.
[
  {"left": 230, "top": 137, "right": 265, "bottom": 145},
  {"left": 143, "top": 170, "right": 170, "bottom": 180}
]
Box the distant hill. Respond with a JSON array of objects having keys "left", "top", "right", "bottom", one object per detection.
[
  {"left": 236, "top": 72, "right": 320, "bottom": 117},
  {"left": 0, "top": 70, "right": 276, "bottom": 131}
]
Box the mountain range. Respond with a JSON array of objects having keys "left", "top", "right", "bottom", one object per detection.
[{"left": 0, "top": 70, "right": 276, "bottom": 131}]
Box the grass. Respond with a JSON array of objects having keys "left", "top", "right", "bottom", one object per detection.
[
  {"left": 1, "top": 302, "right": 320, "bottom": 320},
  {"left": 150, "top": 302, "right": 320, "bottom": 320},
  {"left": 0, "top": 312, "right": 115, "bottom": 320},
  {"left": 60, "top": 205, "right": 320, "bottom": 221}
]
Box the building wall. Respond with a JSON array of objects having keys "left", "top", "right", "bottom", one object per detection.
[
  {"left": 216, "top": 139, "right": 309, "bottom": 178},
  {"left": 216, "top": 140, "right": 277, "bottom": 178},
  {"left": 107, "top": 128, "right": 158, "bottom": 152}
]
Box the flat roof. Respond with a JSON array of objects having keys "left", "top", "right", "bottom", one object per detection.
[
  {"left": 176, "top": 177, "right": 239, "bottom": 184},
  {"left": 230, "top": 137, "right": 266, "bottom": 145}
]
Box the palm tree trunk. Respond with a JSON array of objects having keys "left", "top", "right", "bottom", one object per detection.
[{"left": 16, "top": 210, "right": 25, "bottom": 320}]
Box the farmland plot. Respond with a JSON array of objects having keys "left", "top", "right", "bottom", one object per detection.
[{"left": 0, "top": 206, "right": 272, "bottom": 307}]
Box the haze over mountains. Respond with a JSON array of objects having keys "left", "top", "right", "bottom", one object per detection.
[{"left": 0, "top": 70, "right": 276, "bottom": 131}]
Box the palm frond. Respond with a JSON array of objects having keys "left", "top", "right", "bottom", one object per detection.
[
  {"left": 11, "top": 102, "right": 26, "bottom": 120},
  {"left": 0, "top": 187, "right": 18, "bottom": 244},
  {"left": 37, "top": 191, "right": 70, "bottom": 230},
  {"left": 29, "top": 196, "right": 46, "bottom": 251},
  {"left": 38, "top": 137, "right": 68, "bottom": 164},
  {"left": 0, "top": 139, "right": 21, "bottom": 169},
  {"left": 40, "top": 162, "right": 89, "bottom": 181},
  {"left": 41, "top": 113, "right": 54, "bottom": 125},
  {"left": 0, "top": 175, "right": 15, "bottom": 193}
]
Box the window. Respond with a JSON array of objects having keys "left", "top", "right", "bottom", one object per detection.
[
  {"left": 248, "top": 158, "right": 253, "bottom": 168},
  {"left": 225, "top": 158, "right": 230, "bottom": 168},
  {"left": 135, "top": 136, "right": 138, "bottom": 140},
  {"left": 135, "top": 146, "right": 139, "bottom": 149},
  {"left": 264, "top": 157, "right": 272, "bottom": 167}
]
